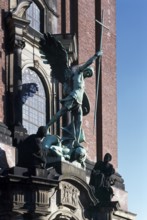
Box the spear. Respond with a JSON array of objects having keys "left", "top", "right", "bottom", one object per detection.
[{"left": 94, "top": 10, "right": 109, "bottom": 133}]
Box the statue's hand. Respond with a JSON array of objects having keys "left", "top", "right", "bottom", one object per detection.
[{"left": 96, "top": 50, "right": 103, "bottom": 57}]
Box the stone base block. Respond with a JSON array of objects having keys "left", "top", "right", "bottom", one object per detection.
[
  {"left": 0, "top": 143, "right": 17, "bottom": 172},
  {"left": 9, "top": 166, "right": 48, "bottom": 178},
  {"left": 112, "top": 186, "right": 128, "bottom": 211},
  {"left": 9, "top": 166, "right": 28, "bottom": 176},
  {"left": 47, "top": 157, "right": 86, "bottom": 181}
]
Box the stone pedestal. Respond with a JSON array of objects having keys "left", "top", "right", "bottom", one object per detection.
[
  {"left": 91, "top": 201, "right": 120, "bottom": 220},
  {"left": 0, "top": 122, "right": 12, "bottom": 145},
  {"left": 12, "top": 124, "right": 28, "bottom": 147},
  {"left": 0, "top": 143, "right": 16, "bottom": 174},
  {"left": 9, "top": 166, "right": 49, "bottom": 178},
  {"left": 0, "top": 122, "right": 16, "bottom": 174},
  {"left": 46, "top": 157, "right": 86, "bottom": 181},
  {"left": 0, "top": 173, "right": 58, "bottom": 220}
]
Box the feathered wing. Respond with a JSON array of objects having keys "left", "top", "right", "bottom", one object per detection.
[{"left": 40, "top": 33, "right": 69, "bottom": 83}]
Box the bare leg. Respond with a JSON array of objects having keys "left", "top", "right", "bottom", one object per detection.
[
  {"left": 47, "top": 106, "right": 67, "bottom": 128},
  {"left": 73, "top": 106, "right": 83, "bottom": 143}
]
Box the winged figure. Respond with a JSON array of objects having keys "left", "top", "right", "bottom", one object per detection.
[{"left": 40, "top": 33, "right": 102, "bottom": 144}]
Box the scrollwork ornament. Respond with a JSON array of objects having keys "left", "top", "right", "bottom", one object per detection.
[{"left": 15, "top": 39, "right": 25, "bottom": 50}]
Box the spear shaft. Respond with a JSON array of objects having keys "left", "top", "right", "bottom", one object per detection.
[{"left": 94, "top": 10, "right": 109, "bottom": 133}]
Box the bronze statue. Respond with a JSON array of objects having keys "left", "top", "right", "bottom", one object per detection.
[
  {"left": 18, "top": 34, "right": 102, "bottom": 170},
  {"left": 40, "top": 33, "right": 102, "bottom": 145},
  {"left": 18, "top": 126, "right": 47, "bottom": 169},
  {"left": 89, "top": 153, "right": 115, "bottom": 202},
  {"left": 42, "top": 132, "right": 87, "bottom": 168}
]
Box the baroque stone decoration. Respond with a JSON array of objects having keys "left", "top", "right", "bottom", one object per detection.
[{"left": 59, "top": 182, "right": 79, "bottom": 209}]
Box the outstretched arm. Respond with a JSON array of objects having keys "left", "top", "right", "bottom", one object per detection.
[{"left": 79, "top": 51, "right": 102, "bottom": 72}]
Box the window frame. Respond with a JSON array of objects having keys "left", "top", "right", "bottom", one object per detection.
[
  {"left": 22, "top": 67, "right": 49, "bottom": 134},
  {"left": 26, "top": 1, "right": 44, "bottom": 33}
]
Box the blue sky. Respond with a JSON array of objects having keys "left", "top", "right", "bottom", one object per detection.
[{"left": 117, "top": 1, "right": 147, "bottom": 220}]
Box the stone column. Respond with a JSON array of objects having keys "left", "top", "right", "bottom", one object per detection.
[{"left": 4, "top": 1, "right": 31, "bottom": 144}]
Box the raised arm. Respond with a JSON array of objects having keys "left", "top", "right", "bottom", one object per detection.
[{"left": 79, "top": 51, "right": 102, "bottom": 72}]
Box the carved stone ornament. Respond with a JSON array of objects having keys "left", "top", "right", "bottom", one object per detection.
[
  {"left": 15, "top": 39, "right": 25, "bottom": 50},
  {"left": 59, "top": 182, "right": 79, "bottom": 209},
  {"left": 12, "top": 0, "right": 32, "bottom": 18},
  {"left": 52, "top": 214, "right": 75, "bottom": 220},
  {"left": 49, "top": 211, "right": 77, "bottom": 220},
  {"left": 5, "top": 1, "right": 32, "bottom": 52}
]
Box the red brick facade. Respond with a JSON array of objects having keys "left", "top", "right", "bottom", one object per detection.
[
  {"left": 77, "top": 0, "right": 96, "bottom": 161},
  {"left": 100, "top": 0, "right": 117, "bottom": 167}
]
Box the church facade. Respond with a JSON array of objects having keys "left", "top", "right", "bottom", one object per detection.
[{"left": 0, "top": 1, "right": 136, "bottom": 220}]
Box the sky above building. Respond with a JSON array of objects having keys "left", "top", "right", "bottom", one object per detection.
[{"left": 117, "top": 1, "right": 147, "bottom": 220}]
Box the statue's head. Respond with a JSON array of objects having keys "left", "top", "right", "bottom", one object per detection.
[
  {"left": 73, "top": 145, "right": 87, "bottom": 163},
  {"left": 104, "top": 153, "right": 112, "bottom": 163},
  {"left": 36, "top": 126, "right": 47, "bottom": 138},
  {"left": 83, "top": 66, "right": 94, "bottom": 78}
]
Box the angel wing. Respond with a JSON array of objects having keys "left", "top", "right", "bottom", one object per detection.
[{"left": 40, "top": 33, "right": 70, "bottom": 83}]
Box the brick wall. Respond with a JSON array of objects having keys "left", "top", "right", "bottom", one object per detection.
[
  {"left": 0, "top": 1, "right": 8, "bottom": 122},
  {"left": 100, "top": 0, "right": 117, "bottom": 168},
  {"left": 77, "top": 0, "right": 97, "bottom": 161}
]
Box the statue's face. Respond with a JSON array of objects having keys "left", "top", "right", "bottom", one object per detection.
[{"left": 104, "top": 153, "right": 112, "bottom": 162}]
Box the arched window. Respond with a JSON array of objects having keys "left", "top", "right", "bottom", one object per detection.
[
  {"left": 26, "top": 2, "right": 41, "bottom": 32},
  {"left": 22, "top": 68, "right": 46, "bottom": 134}
]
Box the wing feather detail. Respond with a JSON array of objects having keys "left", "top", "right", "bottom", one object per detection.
[{"left": 40, "top": 33, "right": 69, "bottom": 83}]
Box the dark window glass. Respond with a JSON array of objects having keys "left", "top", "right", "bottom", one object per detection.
[{"left": 22, "top": 68, "right": 46, "bottom": 134}]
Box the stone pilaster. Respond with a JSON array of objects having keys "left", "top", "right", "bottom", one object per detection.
[{"left": 5, "top": 1, "right": 31, "bottom": 126}]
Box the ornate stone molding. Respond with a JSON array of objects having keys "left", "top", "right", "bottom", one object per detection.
[
  {"left": 59, "top": 182, "right": 79, "bottom": 209},
  {"left": 0, "top": 173, "right": 58, "bottom": 217},
  {"left": 14, "top": 39, "right": 25, "bottom": 50},
  {"left": 5, "top": 1, "right": 32, "bottom": 52},
  {"left": 12, "top": 0, "right": 32, "bottom": 18},
  {"left": 48, "top": 211, "right": 78, "bottom": 220}
]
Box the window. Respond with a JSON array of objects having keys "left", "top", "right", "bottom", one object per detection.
[
  {"left": 26, "top": 2, "right": 41, "bottom": 32},
  {"left": 22, "top": 68, "right": 46, "bottom": 134}
]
